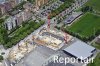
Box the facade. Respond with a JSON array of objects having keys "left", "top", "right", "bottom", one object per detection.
[
  {"left": 0, "top": 1, "right": 13, "bottom": 15},
  {"left": 4, "top": 2, "right": 12, "bottom": 11},
  {"left": 16, "top": 0, "right": 27, "bottom": 4},
  {"left": 9, "top": 0, "right": 27, "bottom": 7},
  {"left": 0, "top": 0, "right": 27, "bottom": 15},
  {"left": 0, "top": 4, "right": 6, "bottom": 15},
  {"left": 0, "top": 2, "right": 12, "bottom": 15},
  {"left": 0, "top": 0, "right": 6, "bottom": 4},
  {"left": 15, "top": 12, "right": 23, "bottom": 26},
  {"left": 9, "top": 0, "right": 17, "bottom": 8},
  {"left": 4, "top": 16, "right": 17, "bottom": 30},
  {"left": 4, "top": 10, "right": 32, "bottom": 30},
  {"left": 23, "top": 2, "right": 33, "bottom": 11},
  {"left": 22, "top": 10, "right": 33, "bottom": 21},
  {"left": 96, "top": 36, "right": 100, "bottom": 44},
  {"left": 35, "top": 0, "right": 48, "bottom": 9}
]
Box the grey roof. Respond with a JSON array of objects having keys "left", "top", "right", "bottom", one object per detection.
[
  {"left": 46, "top": 62, "right": 74, "bottom": 66},
  {"left": 63, "top": 40, "right": 95, "bottom": 60}
]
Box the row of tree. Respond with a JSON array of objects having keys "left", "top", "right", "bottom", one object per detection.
[
  {"left": 0, "top": 18, "right": 44, "bottom": 48},
  {"left": 50, "top": 0, "right": 74, "bottom": 18},
  {"left": 64, "top": 28, "right": 100, "bottom": 42},
  {"left": 81, "top": 6, "right": 93, "bottom": 12},
  {"left": 0, "top": 19, "right": 9, "bottom": 45},
  {"left": 4, "top": 20, "right": 44, "bottom": 48}
]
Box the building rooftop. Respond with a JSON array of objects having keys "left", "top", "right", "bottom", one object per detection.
[
  {"left": 46, "top": 62, "right": 74, "bottom": 66},
  {"left": 63, "top": 40, "right": 95, "bottom": 60}
]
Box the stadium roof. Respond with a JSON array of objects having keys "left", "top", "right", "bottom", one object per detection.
[
  {"left": 63, "top": 40, "right": 95, "bottom": 60},
  {"left": 46, "top": 62, "right": 74, "bottom": 66}
]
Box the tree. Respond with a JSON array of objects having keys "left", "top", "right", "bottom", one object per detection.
[
  {"left": 0, "top": 55, "right": 3, "bottom": 62},
  {"left": 27, "top": 0, "right": 35, "bottom": 3},
  {"left": 81, "top": 6, "right": 93, "bottom": 12},
  {"left": 0, "top": 26, "right": 9, "bottom": 45},
  {"left": 0, "top": 19, "right": 9, "bottom": 45}
]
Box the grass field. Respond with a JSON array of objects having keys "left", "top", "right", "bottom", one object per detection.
[
  {"left": 85, "top": 0, "right": 100, "bottom": 11},
  {"left": 68, "top": 13, "right": 100, "bottom": 38}
]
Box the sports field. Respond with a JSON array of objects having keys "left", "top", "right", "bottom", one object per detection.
[
  {"left": 68, "top": 13, "right": 100, "bottom": 38},
  {"left": 85, "top": 0, "right": 100, "bottom": 11}
]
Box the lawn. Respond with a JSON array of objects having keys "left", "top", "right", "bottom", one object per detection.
[
  {"left": 88, "top": 53, "right": 100, "bottom": 66},
  {"left": 85, "top": 0, "right": 100, "bottom": 11},
  {"left": 68, "top": 13, "right": 100, "bottom": 38}
]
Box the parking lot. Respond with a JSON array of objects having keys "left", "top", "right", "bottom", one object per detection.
[{"left": 36, "top": 0, "right": 64, "bottom": 19}]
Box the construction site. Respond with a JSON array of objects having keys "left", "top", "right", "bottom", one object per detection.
[
  {"left": 8, "top": 40, "right": 37, "bottom": 64},
  {"left": 32, "top": 27, "right": 73, "bottom": 50},
  {"left": 8, "top": 15, "right": 73, "bottom": 65}
]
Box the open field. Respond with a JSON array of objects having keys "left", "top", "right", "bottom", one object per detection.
[
  {"left": 68, "top": 13, "right": 100, "bottom": 38},
  {"left": 85, "top": 0, "right": 100, "bottom": 11}
]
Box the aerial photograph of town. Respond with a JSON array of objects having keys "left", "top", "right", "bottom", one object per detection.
[{"left": 0, "top": 0, "right": 100, "bottom": 66}]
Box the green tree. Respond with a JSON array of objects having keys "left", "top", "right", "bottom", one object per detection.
[
  {"left": 0, "top": 19, "right": 9, "bottom": 45},
  {"left": 27, "top": 0, "right": 35, "bottom": 3},
  {"left": 81, "top": 6, "right": 93, "bottom": 12},
  {"left": 0, "top": 26, "right": 9, "bottom": 45},
  {"left": 0, "top": 55, "right": 3, "bottom": 62}
]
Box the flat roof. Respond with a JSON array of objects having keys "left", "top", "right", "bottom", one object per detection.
[
  {"left": 63, "top": 40, "right": 95, "bottom": 60},
  {"left": 46, "top": 62, "right": 74, "bottom": 66}
]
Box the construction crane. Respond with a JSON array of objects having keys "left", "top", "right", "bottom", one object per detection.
[
  {"left": 53, "top": 18, "right": 57, "bottom": 31},
  {"left": 18, "top": 43, "right": 20, "bottom": 50},
  {"left": 47, "top": 13, "right": 50, "bottom": 31},
  {"left": 47, "top": 13, "right": 57, "bottom": 31},
  {"left": 64, "top": 32, "right": 69, "bottom": 43},
  {"left": 61, "top": 27, "right": 69, "bottom": 43}
]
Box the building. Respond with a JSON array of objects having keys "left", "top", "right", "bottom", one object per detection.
[
  {"left": 21, "top": 10, "right": 33, "bottom": 21},
  {"left": 35, "top": 0, "right": 48, "bottom": 9},
  {"left": 0, "top": 2, "right": 12, "bottom": 15},
  {"left": 0, "top": 0, "right": 6, "bottom": 4},
  {"left": 23, "top": 2, "right": 33, "bottom": 11},
  {"left": 16, "top": 0, "right": 27, "bottom": 4},
  {"left": 4, "top": 10, "right": 32, "bottom": 30},
  {"left": 3, "top": 2, "right": 12, "bottom": 11},
  {"left": 45, "top": 62, "right": 74, "bottom": 66},
  {"left": 9, "top": 0, "right": 27, "bottom": 7},
  {"left": 4, "top": 16, "right": 17, "bottom": 30},
  {"left": 9, "top": 0, "right": 17, "bottom": 8},
  {"left": 0, "top": 4, "right": 6, "bottom": 15},
  {"left": 63, "top": 40, "right": 96, "bottom": 60},
  {"left": 15, "top": 12, "right": 23, "bottom": 26},
  {"left": 96, "top": 35, "right": 100, "bottom": 44}
]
